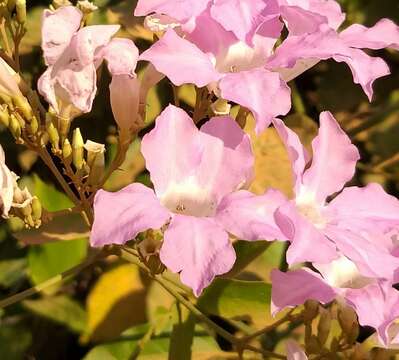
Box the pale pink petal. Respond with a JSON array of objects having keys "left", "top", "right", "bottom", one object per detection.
[
  {"left": 99, "top": 38, "right": 139, "bottom": 76},
  {"left": 54, "top": 62, "right": 97, "bottom": 113},
  {"left": 279, "top": 5, "right": 327, "bottom": 35},
  {"left": 267, "top": 27, "right": 390, "bottom": 100},
  {"left": 307, "top": 0, "right": 345, "bottom": 30},
  {"left": 324, "top": 225, "right": 399, "bottom": 280},
  {"left": 110, "top": 75, "right": 140, "bottom": 133},
  {"left": 210, "top": 0, "right": 268, "bottom": 44},
  {"left": 160, "top": 215, "right": 235, "bottom": 296},
  {"left": 301, "top": 111, "right": 359, "bottom": 204},
  {"left": 271, "top": 269, "right": 336, "bottom": 315},
  {"left": 345, "top": 282, "right": 399, "bottom": 347},
  {"left": 38, "top": 67, "right": 59, "bottom": 112},
  {"left": 327, "top": 184, "right": 399, "bottom": 233},
  {"left": 219, "top": 68, "right": 291, "bottom": 133},
  {"left": 340, "top": 18, "right": 399, "bottom": 51},
  {"left": 139, "top": 29, "right": 222, "bottom": 87},
  {"left": 69, "top": 25, "right": 120, "bottom": 67},
  {"left": 200, "top": 115, "right": 254, "bottom": 190},
  {"left": 275, "top": 202, "right": 337, "bottom": 265},
  {"left": 272, "top": 118, "right": 308, "bottom": 194},
  {"left": 215, "top": 189, "right": 288, "bottom": 241},
  {"left": 41, "top": 6, "right": 82, "bottom": 65},
  {"left": 90, "top": 183, "right": 170, "bottom": 247},
  {"left": 0, "top": 146, "right": 15, "bottom": 218},
  {"left": 141, "top": 105, "right": 201, "bottom": 195},
  {"left": 0, "top": 58, "right": 22, "bottom": 97},
  {"left": 286, "top": 340, "right": 308, "bottom": 360},
  {"left": 134, "top": 0, "right": 210, "bottom": 22}
]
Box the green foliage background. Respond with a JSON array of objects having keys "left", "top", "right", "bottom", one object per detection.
[{"left": 0, "top": 0, "right": 398, "bottom": 359}]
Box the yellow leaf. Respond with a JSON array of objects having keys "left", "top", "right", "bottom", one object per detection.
[{"left": 84, "top": 264, "right": 146, "bottom": 342}]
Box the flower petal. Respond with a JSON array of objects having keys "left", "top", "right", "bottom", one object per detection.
[
  {"left": 345, "top": 282, "right": 399, "bottom": 347},
  {"left": 160, "top": 215, "right": 235, "bottom": 296},
  {"left": 100, "top": 38, "right": 139, "bottom": 76},
  {"left": 110, "top": 75, "right": 140, "bottom": 133},
  {"left": 215, "top": 189, "right": 287, "bottom": 241},
  {"left": 90, "top": 183, "right": 170, "bottom": 247},
  {"left": 139, "top": 29, "right": 222, "bottom": 87},
  {"left": 301, "top": 111, "right": 360, "bottom": 204},
  {"left": 210, "top": 0, "right": 270, "bottom": 44},
  {"left": 141, "top": 105, "right": 201, "bottom": 196},
  {"left": 41, "top": 6, "right": 82, "bottom": 65},
  {"left": 340, "top": 18, "right": 399, "bottom": 51},
  {"left": 272, "top": 118, "right": 308, "bottom": 195},
  {"left": 324, "top": 225, "right": 399, "bottom": 280},
  {"left": 275, "top": 202, "right": 337, "bottom": 265},
  {"left": 327, "top": 183, "right": 399, "bottom": 232},
  {"left": 134, "top": 0, "right": 209, "bottom": 23},
  {"left": 271, "top": 269, "right": 336, "bottom": 315},
  {"left": 267, "top": 27, "right": 390, "bottom": 100},
  {"left": 219, "top": 68, "right": 291, "bottom": 133}
]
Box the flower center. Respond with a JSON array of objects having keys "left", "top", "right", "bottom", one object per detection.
[
  {"left": 296, "top": 201, "right": 327, "bottom": 229},
  {"left": 160, "top": 179, "right": 216, "bottom": 217},
  {"left": 316, "top": 256, "right": 373, "bottom": 289}
]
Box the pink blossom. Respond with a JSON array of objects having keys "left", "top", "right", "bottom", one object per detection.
[
  {"left": 271, "top": 263, "right": 399, "bottom": 347},
  {"left": 90, "top": 105, "right": 285, "bottom": 295},
  {"left": 0, "top": 145, "right": 15, "bottom": 218},
  {"left": 38, "top": 6, "right": 139, "bottom": 122}
]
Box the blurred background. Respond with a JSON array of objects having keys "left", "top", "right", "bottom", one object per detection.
[{"left": 0, "top": 0, "right": 398, "bottom": 359}]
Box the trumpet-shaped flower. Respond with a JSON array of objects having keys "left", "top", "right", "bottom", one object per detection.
[
  {"left": 271, "top": 260, "right": 399, "bottom": 347},
  {"left": 0, "top": 145, "right": 15, "bottom": 218},
  {"left": 39, "top": 6, "right": 140, "bottom": 122},
  {"left": 90, "top": 105, "right": 284, "bottom": 295}
]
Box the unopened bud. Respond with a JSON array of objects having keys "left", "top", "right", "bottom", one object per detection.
[
  {"left": 77, "top": 0, "right": 98, "bottom": 14},
  {"left": 338, "top": 306, "right": 357, "bottom": 335},
  {"left": 303, "top": 300, "right": 319, "bottom": 323},
  {"left": 305, "top": 335, "right": 321, "bottom": 354},
  {"left": 72, "top": 128, "right": 84, "bottom": 170},
  {"left": 84, "top": 140, "right": 105, "bottom": 168},
  {"left": 52, "top": 0, "right": 72, "bottom": 9},
  {"left": 29, "top": 115, "right": 39, "bottom": 135},
  {"left": 12, "top": 95, "right": 32, "bottom": 121},
  {"left": 62, "top": 138, "right": 72, "bottom": 161},
  {"left": 0, "top": 106, "right": 9, "bottom": 127},
  {"left": 20, "top": 203, "right": 32, "bottom": 217},
  {"left": 87, "top": 149, "right": 105, "bottom": 185},
  {"left": 31, "top": 197, "right": 42, "bottom": 221},
  {"left": 40, "top": 132, "right": 49, "bottom": 147},
  {"left": 9, "top": 114, "right": 21, "bottom": 139},
  {"left": 211, "top": 98, "right": 231, "bottom": 116},
  {"left": 317, "top": 310, "right": 331, "bottom": 345},
  {"left": 46, "top": 118, "right": 59, "bottom": 150},
  {"left": 15, "top": 0, "right": 26, "bottom": 24},
  {"left": 0, "top": 93, "right": 12, "bottom": 106},
  {"left": 58, "top": 117, "right": 70, "bottom": 139}
]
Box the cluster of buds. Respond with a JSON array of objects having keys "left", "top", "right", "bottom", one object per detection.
[
  {"left": 0, "top": 0, "right": 26, "bottom": 24},
  {"left": 11, "top": 185, "right": 42, "bottom": 228}
]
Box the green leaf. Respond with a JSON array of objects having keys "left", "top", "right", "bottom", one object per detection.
[
  {"left": 0, "top": 258, "right": 26, "bottom": 288},
  {"left": 33, "top": 174, "right": 73, "bottom": 211},
  {"left": 198, "top": 278, "right": 271, "bottom": 319},
  {"left": 27, "top": 238, "right": 87, "bottom": 291},
  {"left": 168, "top": 310, "right": 195, "bottom": 360},
  {"left": 223, "top": 241, "right": 270, "bottom": 278},
  {"left": 23, "top": 295, "right": 87, "bottom": 334}
]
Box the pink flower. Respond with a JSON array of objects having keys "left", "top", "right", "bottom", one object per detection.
[
  {"left": 0, "top": 145, "right": 15, "bottom": 218},
  {"left": 271, "top": 264, "right": 399, "bottom": 347},
  {"left": 38, "top": 6, "right": 139, "bottom": 121},
  {"left": 286, "top": 339, "right": 308, "bottom": 360},
  {"left": 91, "top": 105, "right": 281, "bottom": 295}
]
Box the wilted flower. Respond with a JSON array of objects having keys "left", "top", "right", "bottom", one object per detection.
[{"left": 0, "top": 145, "right": 15, "bottom": 218}]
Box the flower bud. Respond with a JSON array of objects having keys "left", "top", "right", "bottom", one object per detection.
[
  {"left": 9, "top": 114, "right": 21, "bottom": 139},
  {"left": 31, "top": 197, "right": 42, "bottom": 221},
  {"left": 7, "top": 0, "right": 16, "bottom": 11},
  {"left": 110, "top": 75, "right": 141, "bottom": 136},
  {"left": 15, "top": 0, "right": 26, "bottom": 24},
  {"left": 211, "top": 98, "right": 231, "bottom": 116},
  {"left": 317, "top": 310, "right": 331, "bottom": 345},
  {"left": 12, "top": 95, "right": 32, "bottom": 122},
  {"left": 303, "top": 300, "right": 319, "bottom": 323},
  {"left": 86, "top": 148, "right": 105, "bottom": 186},
  {"left": 29, "top": 115, "right": 39, "bottom": 135},
  {"left": 338, "top": 305, "right": 357, "bottom": 335},
  {"left": 62, "top": 138, "right": 72, "bottom": 161},
  {"left": 72, "top": 128, "right": 84, "bottom": 170},
  {"left": 305, "top": 335, "right": 321, "bottom": 354},
  {"left": 84, "top": 140, "right": 105, "bottom": 168},
  {"left": 46, "top": 117, "right": 60, "bottom": 150},
  {"left": 52, "top": 0, "right": 72, "bottom": 9},
  {"left": 77, "top": 0, "right": 98, "bottom": 15},
  {"left": 0, "top": 106, "right": 9, "bottom": 127}
]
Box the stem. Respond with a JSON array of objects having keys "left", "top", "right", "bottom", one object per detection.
[
  {"left": 239, "top": 308, "right": 295, "bottom": 344},
  {"left": 374, "top": 152, "right": 399, "bottom": 171},
  {"left": 39, "top": 148, "right": 81, "bottom": 206},
  {"left": 0, "top": 251, "right": 103, "bottom": 309},
  {"left": 119, "top": 248, "right": 285, "bottom": 360},
  {"left": 291, "top": 81, "right": 306, "bottom": 115}
]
